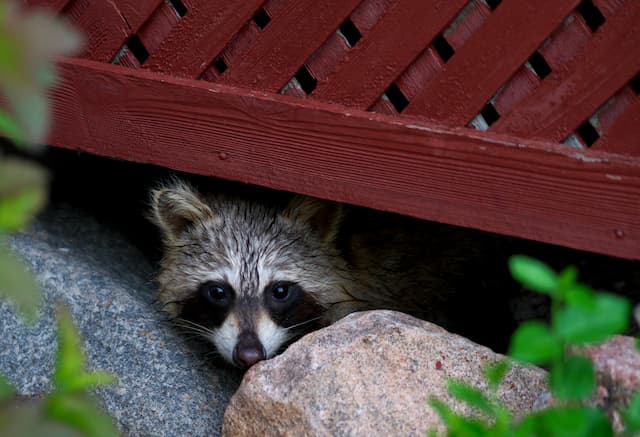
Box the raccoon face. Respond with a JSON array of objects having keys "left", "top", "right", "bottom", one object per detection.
[{"left": 150, "top": 181, "right": 345, "bottom": 368}]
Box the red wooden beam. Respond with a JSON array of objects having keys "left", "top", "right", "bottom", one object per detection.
[
  {"left": 492, "top": 2, "right": 640, "bottom": 141},
  {"left": 405, "top": 0, "right": 580, "bottom": 124},
  {"left": 313, "top": 0, "right": 467, "bottom": 109},
  {"left": 48, "top": 58, "right": 640, "bottom": 259}
]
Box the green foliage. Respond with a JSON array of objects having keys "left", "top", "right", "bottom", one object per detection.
[
  {"left": 53, "top": 307, "right": 117, "bottom": 394},
  {"left": 429, "top": 255, "right": 637, "bottom": 437},
  {"left": 0, "top": 3, "right": 118, "bottom": 436},
  {"left": 0, "top": 1, "right": 82, "bottom": 145},
  {"left": 0, "top": 239, "right": 42, "bottom": 321},
  {"left": 0, "top": 308, "right": 119, "bottom": 437}
]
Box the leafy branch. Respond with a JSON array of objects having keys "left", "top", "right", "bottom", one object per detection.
[{"left": 430, "top": 255, "right": 640, "bottom": 437}]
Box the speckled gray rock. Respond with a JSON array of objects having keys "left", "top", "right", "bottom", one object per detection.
[
  {"left": 223, "top": 310, "right": 549, "bottom": 437},
  {"left": 0, "top": 205, "right": 241, "bottom": 436}
]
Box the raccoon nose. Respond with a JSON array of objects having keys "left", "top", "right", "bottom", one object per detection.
[{"left": 233, "top": 332, "right": 266, "bottom": 368}]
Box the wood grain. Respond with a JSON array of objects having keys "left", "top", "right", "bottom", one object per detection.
[
  {"left": 313, "top": 0, "right": 467, "bottom": 109},
  {"left": 492, "top": 2, "right": 640, "bottom": 141},
  {"left": 405, "top": 0, "right": 580, "bottom": 124},
  {"left": 61, "top": 0, "right": 132, "bottom": 62},
  {"left": 48, "top": 58, "right": 640, "bottom": 259},
  {"left": 594, "top": 99, "right": 640, "bottom": 156},
  {"left": 144, "top": 0, "right": 264, "bottom": 78},
  {"left": 220, "top": 0, "right": 362, "bottom": 91}
]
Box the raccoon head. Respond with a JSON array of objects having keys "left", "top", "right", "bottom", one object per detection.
[{"left": 150, "top": 180, "right": 347, "bottom": 368}]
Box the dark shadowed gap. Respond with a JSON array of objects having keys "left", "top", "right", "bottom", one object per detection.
[
  {"left": 338, "top": 18, "right": 362, "bottom": 47},
  {"left": 385, "top": 83, "right": 409, "bottom": 113},
  {"left": 432, "top": 34, "right": 455, "bottom": 63},
  {"left": 125, "top": 34, "right": 149, "bottom": 64},
  {"left": 528, "top": 51, "right": 552, "bottom": 79},
  {"left": 294, "top": 65, "right": 317, "bottom": 94},
  {"left": 253, "top": 8, "right": 271, "bottom": 29},
  {"left": 577, "top": 120, "right": 600, "bottom": 147},
  {"left": 168, "top": 0, "right": 188, "bottom": 18},
  {"left": 577, "top": 0, "right": 606, "bottom": 32}
]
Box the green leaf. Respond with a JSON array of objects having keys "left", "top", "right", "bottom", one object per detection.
[
  {"left": 0, "top": 397, "right": 84, "bottom": 437},
  {"left": 45, "top": 393, "right": 119, "bottom": 437},
  {"left": 620, "top": 390, "right": 640, "bottom": 432},
  {"left": 509, "top": 255, "right": 558, "bottom": 296},
  {"left": 0, "top": 242, "right": 42, "bottom": 322},
  {"left": 550, "top": 355, "right": 595, "bottom": 401},
  {"left": 0, "top": 374, "right": 15, "bottom": 402},
  {"left": 515, "top": 406, "right": 612, "bottom": 437},
  {"left": 484, "top": 360, "right": 510, "bottom": 391},
  {"left": 53, "top": 306, "right": 86, "bottom": 392},
  {"left": 557, "top": 265, "right": 578, "bottom": 292},
  {"left": 447, "top": 380, "right": 493, "bottom": 417},
  {"left": 554, "top": 293, "right": 630, "bottom": 344},
  {"left": 0, "top": 157, "right": 48, "bottom": 232},
  {"left": 53, "top": 306, "right": 117, "bottom": 393},
  {"left": 0, "top": 109, "right": 25, "bottom": 143},
  {"left": 509, "top": 321, "right": 562, "bottom": 365}
]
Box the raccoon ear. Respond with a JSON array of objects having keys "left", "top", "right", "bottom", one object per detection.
[
  {"left": 280, "top": 196, "right": 343, "bottom": 243},
  {"left": 150, "top": 183, "right": 214, "bottom": 240}
]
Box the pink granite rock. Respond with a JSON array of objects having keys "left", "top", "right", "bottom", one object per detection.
[{"left": 222, "top": 310, "right": 549, "bottom": 436}]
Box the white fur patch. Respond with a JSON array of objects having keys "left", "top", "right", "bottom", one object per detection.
[
  {"left": 256, "top": 311, "right": 290, "bottom": 358},
  {"left": 211, "top": 313, "right": 240, "bottom": 363}
]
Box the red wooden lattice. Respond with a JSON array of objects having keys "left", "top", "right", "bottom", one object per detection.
[{"left": 19, "top": 0, "right": 640, "bottom": 259}]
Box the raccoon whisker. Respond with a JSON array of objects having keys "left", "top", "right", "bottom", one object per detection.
[
  {"left": 284, "top": 316, "right": 323, "bottom": 331},
  {"left": 173, "top": 318, "right": 215, "bottom": 336}
]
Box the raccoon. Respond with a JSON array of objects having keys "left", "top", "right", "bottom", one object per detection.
[{"left": 150, "top": 179, "right": 500, "bottom": 368}]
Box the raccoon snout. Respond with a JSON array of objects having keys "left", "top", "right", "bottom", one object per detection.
[{"left": 233, "top": 331, "right": 266, "bottom": 368}]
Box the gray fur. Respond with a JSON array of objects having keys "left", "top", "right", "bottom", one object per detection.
[{"left": 150, "top": 179, "right": 482, "bottom": 365}]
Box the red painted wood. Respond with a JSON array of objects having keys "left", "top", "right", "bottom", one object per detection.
[
  {"left": 404, "top": 0, "right": 580, "bottom": 124},
  {"left": 136, "top": 1, "right": 181, "bottom": 57},
  {"left": 61, "top": 0, "right": 133, "bottom": 62},
  {"left": 594, "top": 99, "right": 640, "bottom": 156},
  {"left": 220, "top": 0, "right": 362, "bottom": 92},
  {"left": 313, "top": 0, "right": 467, "bottom": 109},
  {"left": 493, "top": 12, "right": 589, "bottom": 123},
  {"left": 394, "top": 48, "right": 443, "bottom": 103},
  {"left": 592, "top": 87, "right": 637, "bottom": 137},
  {"left": 144, "top": 0, "right": 263, "bottom": 78},
  {"left": 48, "top": 58, "right": 640, "bottom": 259},
  {"left": 492, "top": 3, "right": 640, "bottom": 141},
  {"left": 303, "top": 0, "right": 393, "bottom": 93},
  {"left": 442, "top": 0, "right": 491, "bottom": 51},
  {"left": 350, "top": 0, "right": 392, "bottom": 33},
  {"left": 110, "top": 0, "right": 163, "bottom": 33}
]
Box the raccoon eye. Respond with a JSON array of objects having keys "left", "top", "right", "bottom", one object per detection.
[
  {"left": 271, "top": 284, "right": 290, "bottom": 301},
  {"left": 199, "top": 282, "right": 232, "bottom": 306}
]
